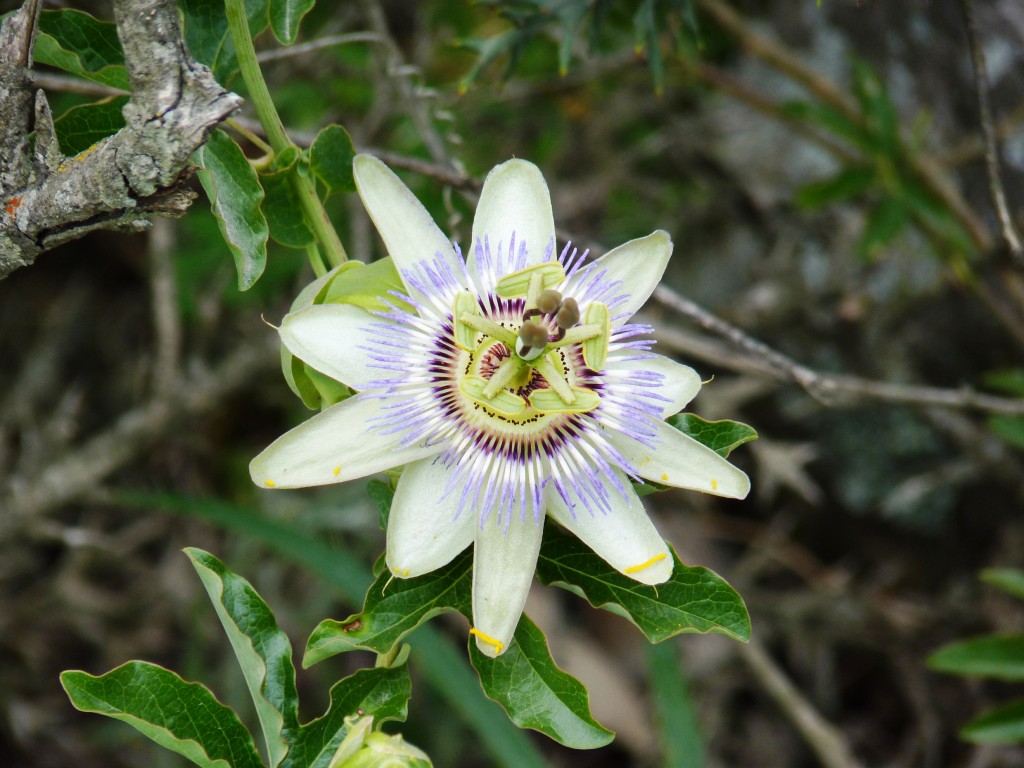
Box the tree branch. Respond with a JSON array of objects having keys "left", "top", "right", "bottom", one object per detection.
[{"left": 0, "top": 0, "right": 242, "bottom": 279}]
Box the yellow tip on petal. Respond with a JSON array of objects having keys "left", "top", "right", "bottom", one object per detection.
[
  {"left": 660, "top": 473, "right": 668, "bottom": 482},
  {"left": 264, "top": 480, "right": 276, "bottom": 488},
  {"left": 624, "top": 553, "right": 668, "bottom": 574},
  {"left": 333, "top": 466, "right": 341, "bottom": 476},
  {"left": 469, "top": 627, "right": 505, "bottom": 655},
  {"left": 711, "top": 479, "right": 718, "bottom": 491}
]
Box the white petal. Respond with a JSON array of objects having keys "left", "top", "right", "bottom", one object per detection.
[
  {"left": 471, "top": 512, "right": 544, "bottom": 657},
  {"left": 280, "top": 304, "right": 380, "bottom": 390},
  {"left": 545, "top": 470, "right": 673, "bottom": 585},
  {"left": 610, "top": 353, "right": 701, "bottom": 418},
  {"left": 468, "top": 159, "right": 555, "bottom": 281},
  {"left": 353, "top": 154, "right": 464, "bottom": 304},
  {"left": 570, "top": 230, "right": 672, "bottom": 322},
  {"left": 250, "top": 395, "right": 443, "bottom": 489},
  {"left": 606, "top": 419, "right": 750, "bottom": 499},
  {"left": 386, "top": 458, "right": 475, "bottom": 578}
]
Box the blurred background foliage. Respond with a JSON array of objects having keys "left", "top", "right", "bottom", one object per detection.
[{"left": 2, "top": 0, "right": 1024, "bottom": 766}]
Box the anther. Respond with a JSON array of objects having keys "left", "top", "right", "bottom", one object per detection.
[
  {"left": 536, "top": 289, "right": 562, "bottom": 315},
  {"left": 516, "top": 320, "right": 548, "bottom": 361},
  {"left": 555, "top": 297, "right": 580, "bottom": 329}
]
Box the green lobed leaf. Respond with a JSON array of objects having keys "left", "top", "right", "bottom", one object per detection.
[
  {"left": 179, "top": 0, "right": 270, "bottom": 84},
  {"left": 304, "top": 548, "right": 473, "bottom": 665},
  {"left": 309, "top": 125, "right": 357, "bottom": 194},
  {"left": 61, "top": 661, "right": 264, "bottom": 768},
  {"left": 981, "top": 568, "right": 1024, "bottom": 600},
  {"left": 796, "top": 166, "right": 875, "bottom": 210},
  {"left": 195, "top": 129, "right": 269, "bottom": 290},
  {"left": 666, "top": 414, "right": 758, "bottom": 458},
  {"left": 960, "top": 700, "right": 1024, "bottom": 745},
  {"left": 284, "top": 665, "right": 411, "bottom": 768},
  {"left": 536, "top": 524, "right": 751, "bottom": 643},
  {"left": 52, "top": 96, "right": 128, "bottom": 156},
  {"left": 927, "top": 635, "right": 1024, "bottom": 681},
  {"left": 366, "top": 478, "right": 395, "bottom": 531},
  {"left": 260, "top": 168, "right": 316, "bottom": 249},
  {"left": 269, "top": 0, "right": 316, "bottom": 45},
  {"left": 186, "top": 547, "right": 299, "bottom": 768},
  {"left": 469, "top": 614, "right": 614, "bottom": 749},
  {"left": 34, "top": 9, "right": 129, "bottom": 90}
]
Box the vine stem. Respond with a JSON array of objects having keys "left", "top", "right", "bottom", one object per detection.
[{"left": 223, "top": 0, "right": 347, "bottom": 269}]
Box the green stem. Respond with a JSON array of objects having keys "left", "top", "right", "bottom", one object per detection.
[
  {"left": 305, "top": 243, "right": 327, "bottom": 277},
  {"left": 224, "top": 0, "right": 348, "bottom": 267}
]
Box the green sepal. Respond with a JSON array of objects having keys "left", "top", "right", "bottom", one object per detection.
[
  {"left": 536, "top": 525, "right": 751, "bottom": 643},
  {"left": 186, "top": 547, "right": 299, "bottom": 768},
  {"left": 61, "top": 661, "right": 265, "bottom": 768},
  {"left": 495, "top": 262, "right": 565, "bottom": 299},
  {"left": 666, "top": 414, "right": 758, "bottom": 458},
  {"left": 321, "top": 258, "right": 411, "bottom": 313},
  {"left": 194, "top": 129, "right": 269, "bottom": 290},
  {"left": 469, "top": 614, "right": 614, "bottom": 749}
]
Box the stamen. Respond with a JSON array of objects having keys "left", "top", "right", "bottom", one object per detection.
[
  {"left": 581, "top": 301, "right": 610, "bottom": 371},
  {"left": 459, "top": 312, "right": 517, "bottom": 346},
  {"left": 536, "top": 289, "right": 562, "bottom": 315},
  {"left": 547, "top": 322, "right": 603, "bottom": 348},
  {"left": 533, "top": 355, "right": 575, "bottom": 404},
  {"left": 461, "top": 374, "right": 527, "bottom": 416},
  {"left": 555, "top": 297, "right": 580, "bottom": 329},
  {"left": 469, "top": 627, "right": 505, "bottom": 655},
  {"left": 516, "top": 320, "right": 548, "bottom": 361},
  {"left": 494, "top": 261, "right": 566, "bottom": 299},
  {"left": 481, "top": 358, "right": 520, "bottom": 398}
]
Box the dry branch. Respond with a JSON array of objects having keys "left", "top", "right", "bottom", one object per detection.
[{"left": 0, "top": 0, "right": 242, "bottom": 279}]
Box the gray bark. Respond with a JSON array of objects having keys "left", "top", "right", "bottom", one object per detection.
[{"left": 0, "top": 0, "right": 242, "bottom": 279}]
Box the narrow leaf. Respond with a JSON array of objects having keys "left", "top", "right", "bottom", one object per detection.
[
  {"left": 858, "top": 196, "right": 908, "bottom": 261},
  {"left": 186, "top": 547, "right": 299, "bottom": 768},
  {"left": 260, "top": 168, "right": 316, "bottom": 248},
  {"left": 537, "top": 525, "right": 751, "bottom": 643},
  {"left": 667, "top": 414, "right": 758, "bottom": 458},
  {"left": 470, "top": 614, "right": 614, "bottom": 749},
  {"left": 309, "top": 125, "right": 356, "bottom": 194},
  {"left": 284, "top": 665, "right": 411, "bottom": 768},
  {"left": 927, "top": 635, "right": 1024, "bottom": 681},
  {"left": 35, "top": 9, "right": 129, "bottom": 90},
  {"left": 647, "top": 642, "right": 704, "bottom": 768},
  {"left": 796, "top": 166, "right": 875, "bottom": 210},
  {"left": 195, "top": 129, "right": 269, "bottom": 290},
  {"left": 270, "top": 0, "right": 316, "bottom": 45},
  {"left": 981, "top": 568, "right": 1024, "bottom": 600},
  {"left": 53, "top": 96, "right": 128, "bottom": 155},
  {"left": 61, "top": 661, "right": 264, "bottom": 768},
  {"left": 961, "top": 700, "right": 1024, "bottom": 745},
  {"left": 304, "top": 548, "right": 472, "bottom": 665}
]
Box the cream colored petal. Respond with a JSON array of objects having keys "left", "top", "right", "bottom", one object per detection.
[
  {"left": 609, "top": 353, "right": 702, "bottom": 418},
  {"left": 280, "top": 304, "right": 381, "bottom": 390},
  {"left": 468, "top": 159, "right": 555, "bottom": 282},
  {"left": 568, "top": 230, "right": 672, "bottom": 322},
  {"left": 606, "top": 419, "right": 750, "bottom": 499},
  {"left": 353, "top": 154, "right": 463, "bottom": 305},
  {"left": 470, "top": 512, "right": 544, "bottom": 657},
  {"left": 250, "top": 395, "right": 443, "bottom": 489},
  {"left": 386, "top": 457, "right": 475, "bottom": 578},
  {"left": 545, "top": 470, "right": 673, "bottom": 585}
]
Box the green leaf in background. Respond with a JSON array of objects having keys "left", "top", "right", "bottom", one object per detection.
[
  {"left": 927, "top": 635, "right": 1024, "bottom": 681},
  {"left": 52, "top": 96, "right": 128, "bottom": 156},
  {"left": 667, "top": 414, "right": 758, "bottom": 458},
  {"left": 35, "top": 9, "right": 129, "bottom": 90},
  {"left": 646, "top": 642, "right": 704, "bottom": 768},
  {"left": 367, "top": 478, "right": 395, "bottom": 530},
  {"left": 195, "top": 129, "right": 269, "bottom": 290},
  {"left": 284, "top": 665, "right": 412, "bottom": 768},
  {"left": 796, "top": 166, "right": 875, "bottom": 210},
  {"left": 304, "top": 548, "right": 473, "bottom": 665},
  {"left": 187, "top": 547, "right": 299, "bottom": 768},
  {"left": 960, "top": 700, "right": 1024, "bottom": 745},
  {"left": 309, "top": 124, "right": 357, "bottom": 195},
  {"left": 983, "top": 369, "right": 1024, "bottom": 396},
  {"left": 179, "top": 0, "right": 269, "bottom": 84},
  {"left": 858, "top": 196, "right": 908, "bottom": 261},
  {"left": 270, "top": 0, "right": 316, "bottom": 45},
  {"left": 634, "top": 0, "right": 664, "bottom": 95},
  {"left": 260, "top": 167, "right": 316, "bottom": 248},
  {"left": 988, "top": 415, "right": 1024, "bottom": 451},
  {"left": 851, "top": 59, "right": 900, "bottom": 157},
  {"left": 779, "top": 100, "right": 872, "bottom": 153},
  {"left": 469, "top": 614, "right": 614, "bottom": 749},
  {"left": 61, "top": 661, "right": 265, "bottom": 768},
  {"left": 981, "top": 568, "right": 1024, "bottom": 601},
  {"left": 537, "top": 525, "right": 751, "bottom": 643}
]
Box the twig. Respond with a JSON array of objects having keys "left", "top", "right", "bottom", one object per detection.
[
  {"left": 739, "top": 639, "right": 866, "bottom": 768},
  {"left": 0, "top": 0, "right": 241, "bottom": 279},
  {"left": 29, "top": 71, "right": 128, "bottom": 98},
  {"left": 0, "top": 336, "right": 275, "bottom": 534},
  {"left": 149, "top": 218, "right": 181, "bottom": 395},
  {"left": 960, "top": 0, "right": 1024, "bottom": 263},
  {"left": 652, "top": 283, "right": 1024, "bottom": 416},
  {"left": 256, "top": 32, "right": 382, "bottom": 63}
]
